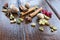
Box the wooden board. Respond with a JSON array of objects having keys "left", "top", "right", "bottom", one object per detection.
[
  {"left": 46, "top": 0, "right": 60, "bottom": 19},
  {"left": 0, "top": 0, "right": 60, "bottom": 40},
  {"left": 23, "top": 0, "right": 60, "bottom": 40},
  {"left": 0, "top": 0, "right": 24, "bottom": 40}
]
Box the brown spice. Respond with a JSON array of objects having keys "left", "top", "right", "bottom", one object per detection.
[
  {"left": 25, "top": 7, "right": 43, "bottom": 22},
  {"left": 25, "top": 3, "right": 30, "bottom": 9},
  {"left": 29, "top": 7, "right": 43, "bottom": 18},
  {"left": 3, "top": 3, "right": 8, "bottom": 9},
  {"left": 20, "top": 6, "right": 37, "bottom": 16},
  {"left": 25, "top": 16, "right": 32, "bottom": 22},
  {"left": 19, "top": 5, "right": 28, "bottom": 12}
]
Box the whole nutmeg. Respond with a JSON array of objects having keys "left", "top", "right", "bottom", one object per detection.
[
  {"left": 37, "top": 13, "right": 44, "bottom": 19},
  {"left": 3, "top": 3, "right": 8, "bottom": 9},
  {"left": 25, "top": 3, "right": 30, "bottom": 9},
  {"left": 12, "top": 7, "right": 19, "bottom": 13},
  {"left": 10, "top": 4, "right": 19, "bottom": 13}
]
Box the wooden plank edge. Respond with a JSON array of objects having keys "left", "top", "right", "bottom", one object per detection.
[{"left": 45, "top": 0, "right": 60, "bottom": 20}]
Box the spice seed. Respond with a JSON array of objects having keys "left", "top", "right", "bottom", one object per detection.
[
  {"left": 37, "top": 13, "right": 44, "bottom": 19},
  {"left": 50, "top": 25, "right": 57, "bottom": 31},
  {"left": 51, "top": 29, "right": 54, "bottom": 32},
  {"left": 2, "top": 9, "right": 8, "bottom": 12},
  {"left": 10, "top": 14, "right": 14, "bottom": 20},
  {"left": 31, "top": 23, "right": 36, "bottom": 27},
  {"left": 10, "top": 19, "right": 16, "bottom": 23},
  {"left": 16, "top": 19, "right": 21, "bottom": 24},
  {"left": 19, "top": 18, "right": 24, "bottom": 22},
  {"left": 39, "top": 27, "right": 44, "bottom": 32},
  {"left": 52, "top": 26, "right": 57, "bottom": 31},
  {"left": 44, "top": 15, "right": 50, "bottom": 20}
]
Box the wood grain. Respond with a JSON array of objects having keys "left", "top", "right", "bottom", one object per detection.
[
  {"left": 46, "top": 0, "right": 60, "bottom": 19},
  {"left": 0, "top": 0, "right": 60, "bottom": 40},
  {"left": 23, "top": 0, "right": 60, "bottom": 40},
  {"left": 0, "top": 0, "right": 24, "bottom": 40}
]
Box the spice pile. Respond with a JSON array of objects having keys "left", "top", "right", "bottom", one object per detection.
[
  {"left": 2, "top": 3, "right": 57, "bottom": 32},
  {"left": 37, "top": 10, "right": 57, "bottom": 32},
  {"left": 2, "top": 3, "right": 24, "bottom": 24},
  {"left": 30, "top": 9, "right": 57, "bottom": 32}
]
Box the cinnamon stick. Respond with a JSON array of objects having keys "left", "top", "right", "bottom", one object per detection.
[
  {"left": 25, "top": 7, "right": 43, "bottom": 22},
  {"left": 29, "top": 7, "right": 43, "bottom": 18},
  {"left": 20, "top": 6, "right": 37, "bottom": 16}
]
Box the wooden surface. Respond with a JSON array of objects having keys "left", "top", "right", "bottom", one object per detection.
[
  {"left": 46, "top": 0, "right": 60, "bottom": 19},
  {"left": 0, "top": 0, "right": 60, "bottom": 40}
]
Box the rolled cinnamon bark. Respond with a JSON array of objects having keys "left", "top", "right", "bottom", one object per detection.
[
  {"left": 25, "top": 7, "right": 43, "bottom": 22},
  {"left": 20, "top": 6, "right": 38, "bottom": 16},
  {"left": 29, "top": 7, "right": 43, "bottom": 18}
]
